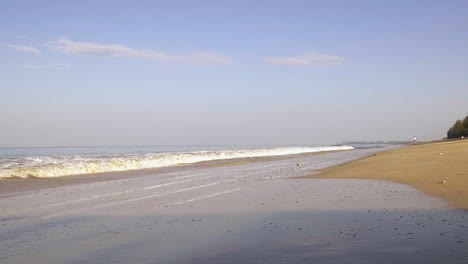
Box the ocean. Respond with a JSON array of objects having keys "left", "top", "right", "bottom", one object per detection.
[{"left": 0, "top": 144, "right": 356, "bottom": 178}]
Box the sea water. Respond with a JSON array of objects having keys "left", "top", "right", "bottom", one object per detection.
[{"left": 0, "top": 145, "right": 356, "bottom": 178}]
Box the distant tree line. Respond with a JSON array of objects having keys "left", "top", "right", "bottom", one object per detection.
[{"left": 447, "top": 114, "right": 468, "bottom": 139}]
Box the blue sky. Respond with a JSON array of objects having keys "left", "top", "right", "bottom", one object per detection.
[{"left": 1, "top": 0, "right": 467, "bottom": 147}]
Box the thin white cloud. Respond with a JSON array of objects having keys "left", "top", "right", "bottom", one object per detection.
[
  {"left": 265, "top": 54, "right": 345, "bottom": 66},
  {"left": 4, "top": 44, "right": 41, "bottom": 55},
  {"left": 19, "top": 63, "right": 72, "bottom": 70},
  {"left": 49, "top": 38, "right": 233, "bottom": 65}
]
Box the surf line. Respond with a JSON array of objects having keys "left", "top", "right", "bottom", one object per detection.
[
  {"left": 168, "top": 181, "right": 263, "bottom": 206},
  {"left": 168, "top": 187, "right": 242, "bottom": 206},
  {"left": 44, "top": 180, "right": 235, "bottom": 219},
  {"left": 40, "top": 163, "right": 289, "bottom": 209},
  {"left": 41, "top": 175, "right": 216, "bottom": 209}
]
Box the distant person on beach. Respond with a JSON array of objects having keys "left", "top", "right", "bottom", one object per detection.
[{"left": 413, "top": 136, "right": 417, "bottom": 144}]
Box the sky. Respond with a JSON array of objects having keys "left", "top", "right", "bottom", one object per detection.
[{"left": 1, "top": 0, "right": 467, "bottom": 147}]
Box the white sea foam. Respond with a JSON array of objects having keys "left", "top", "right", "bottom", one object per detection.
[{"left": 0, "top": 146, "right": 354, "bottom": 178}]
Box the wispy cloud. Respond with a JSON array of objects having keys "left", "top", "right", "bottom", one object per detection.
[
  {"left": 265, "top": 54, "right": 345, "bottom": 66},
  {"left": 4, "top": 44, "right": 41, "bottom": 55},
  {"left": 48, "top": 38, "right": 233, "bottom": 65},
  {"left": 19, "top": 63, "right": 72, "bottom": 70}
]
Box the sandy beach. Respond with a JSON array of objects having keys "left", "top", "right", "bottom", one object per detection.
[
  {"left": 305, "top": 140, "right": 468, "bottom": 210},
  {"left": 1, "top": 146, "right": 467, "bottom": 263}
]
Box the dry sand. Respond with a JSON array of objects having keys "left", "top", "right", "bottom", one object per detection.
[{"left": 305, "top": 139, "right": 468, "bottom": 209}]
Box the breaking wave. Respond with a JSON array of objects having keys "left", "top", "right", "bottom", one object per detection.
[{"left": 0, "top": 146, "right": 354, "bottom": 178}]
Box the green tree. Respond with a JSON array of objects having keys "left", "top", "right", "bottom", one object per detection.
[
  {"left": 447, "top": 119, "right": 465, "bottom": 138},
  {"left": 447, "top": 114, "right": 468, "bottom": 139},
  {"left": 463, "top": 114, "right": 468, "bottom": 136},
  {"left": 463, "top": 115, "right": 468, "bottom": 137}
]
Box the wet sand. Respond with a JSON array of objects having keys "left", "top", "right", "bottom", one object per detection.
[
  {"left": 305, "top": 140, "right": 468, "bottom": 209},
  {"left": 1, "top": 148, "right": 467, "bottom": 263}
]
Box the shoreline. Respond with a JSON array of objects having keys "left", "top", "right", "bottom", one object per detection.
[
  {"left": 302, "top": 139, "right": 468, "bottom": 210},
  {"left": 0, "top": 146, "right": 354, "bottom": 179},
  {"left": 0, "top": 150, "right": 354, "bottom": 196}
]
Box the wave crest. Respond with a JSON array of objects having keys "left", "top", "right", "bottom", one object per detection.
[{"left": 0, "top": 146, "right": 354, "bottom": 178}]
